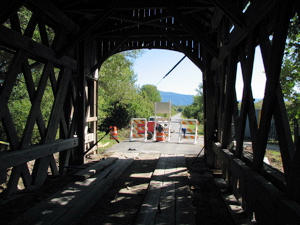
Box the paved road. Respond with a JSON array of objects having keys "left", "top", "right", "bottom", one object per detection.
[{"left": 106, "top": 113, "right": 204, "bottom": 155}]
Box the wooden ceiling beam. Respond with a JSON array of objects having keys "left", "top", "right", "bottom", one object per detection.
[
  {"left": 167, "top": 6, "right": 218, "bottom": 57},
  {"left": 26, "top": 0, "right": 80, "bottom": 34},
  {"left": 62, "top": 0, "right": 213, "bottom": 11},
  {"left": 96, "top": 16, "right": 173, "bottom": 36},
  {"left": 58, "top": 9, "right": 114, "bottom": 56},
  {"left": 89, "top": 37, "right": 129, "bottom": 75},
  {"left": 211, "top": 0, "right": 246, "bottom": 28},
  {"left": 217, "top": 0, "right": 276, "bottom": 62},
  {"left": 0, "top": 0, "right": 21, "bottom": 24},
  {"left": 95, "top": 33, "right": 192, "bottom": 40}
]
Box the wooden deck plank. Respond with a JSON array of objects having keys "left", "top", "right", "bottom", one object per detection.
[
  {"left": 175, "top": 155, "right": 196, "bottom": 225},
  {"left": 135, "top": 154, "right": 196, "bottom": 225},
  {"left": 73, "top": 157, "right": 118, "bottom": 180},
  {"left": 135, "top": 154, "right": 167, "bottom": 225},
  {"left": 154, "top": 155, "right": 177, "bottom": 225},
  {"left": 12, "top": 157, "right": 134, "bottom": 225}
]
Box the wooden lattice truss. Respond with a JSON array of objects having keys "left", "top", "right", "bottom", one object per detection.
[{"left": 0, "top": 0, "right": 299, "bottom": 221}]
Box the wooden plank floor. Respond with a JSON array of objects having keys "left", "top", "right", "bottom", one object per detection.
[
  {"left": 6, "top": 152, "right": 240, "bottom": 225},
  {"left": 135, "top": 154, "right": 195, "bottom": 225}
]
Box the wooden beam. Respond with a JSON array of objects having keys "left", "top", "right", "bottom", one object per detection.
[
  {"left": 58, "top": 9, "right": 113, "bottom": 56},
  {"left": 165, "top": 34, "right": 205, "bottom": 71},
  {"left": 221, "top": 53, "right": 237, "bottom": 149},
  {"left": 259, "top": 37, "right": 295, "bottom": 172},
  {"left": 0, "top": 138, "right": 78, "bottom": 169},
  {"left": 252, "top": 1, "right": 292, "bottom": 171},
  {"left": 26, "top": 0, "right": 79, "bottom": 34},
  {"left": 63, "top": 1, "right": 214, "bottom": 11},
  {"left": 20, "top": 62, "right": 51, "bottom": 147},
  {"left": 89, "top": 38, "right": 129, "bottom": 75},
  {"left": 0, "top": 25, "right": 77, "bottom": 70},
  {"left": 32, "top": 68, "right": 73, "bottom": 185},
  {"left": 203, "top": 54, "right": 218, "bottom": 166},
  {"left": 211, "top": 0, "right": 246, "bottom": 28},
  {"left": 217, "top": 0, "right": 276, "bottom": 63},
  {"left": 167, "top": 6, "right": 218, "bottom": 57},
  {"left": 0, "top": 0, "right": 21, "bottom": 24},
  {"left": 235, "top": 41, "right": 255, "bottom": 158},
  {"left": 12, "top": 157, "right": 133, "bottom": 225},
  {"left": 22, "top": 62, "right": 47, "bottom": 139}
]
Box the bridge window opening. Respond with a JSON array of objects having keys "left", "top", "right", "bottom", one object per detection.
[
  {"left": 2, "top": 18, "right": 11, "bottom": 29},
  {"left": 17, "top": 6, "right": 33, "bottom": 35},
  {"left": 251, "top": 46, "right": 266, "bottom": 109},
  {"left": 229, "top": 25, "right": 235, "bottom": 33},
  {"left": 269, "top": 34, "right": 273, "bottom": 41},
  {"left": 40, "top": 69, "right": 56, "bottom": 129},
  {"left": 235, "top": 62, "right": 243, "bottom": 110},
  {"left": 242, "top": 1, "right": 251, "bottom": 14},
  {"left": 7, "top": 71, "right": 31, "bottom": 143},
  {"left": 0, "top": 48, "right": 15, "bottom": 75},
  {"left": 31, "top": 24, "right": 42, "bottom": 44}
]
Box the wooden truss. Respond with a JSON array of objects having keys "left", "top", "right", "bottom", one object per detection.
[{"left": 0, "top": 0, "right": 299, "bottom": 223}]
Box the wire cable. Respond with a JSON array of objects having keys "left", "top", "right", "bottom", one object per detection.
[{"left": 156, "top": 55, "right": 186, "bottom": 85}]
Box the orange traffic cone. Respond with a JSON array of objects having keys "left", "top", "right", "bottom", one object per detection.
[
  {"left": 110, "top": 126, "right": 118, "bottom": 140},
  {"left": 156, "top": 132, "right": 165, "bottom": 142}
]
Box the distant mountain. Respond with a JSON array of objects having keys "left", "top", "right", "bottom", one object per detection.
[{"left": 159, "top": 91, "right": 194, "bottom": 106}]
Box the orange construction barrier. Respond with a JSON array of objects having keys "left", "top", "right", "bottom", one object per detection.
[
  {"left": 109, "top": 126, "right": 118, "bottom": 140},
  {"left": 156, "top": 132, "right": 165, "bottom": 142}
]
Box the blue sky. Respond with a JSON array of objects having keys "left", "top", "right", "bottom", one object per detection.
[{"left": 132, "top": 48, "right": 266, "bottom": 100}]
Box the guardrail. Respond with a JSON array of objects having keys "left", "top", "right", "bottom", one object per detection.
[
  {"left": 129, "top": 118, "right": 147, "bottom": 142},
  {"left": 0, "top": 138, "right": 78, "bottom": 170},
  {"left": 212, "top": 142, "right": 300, "bottom": 224},
  {"left": 178, "top": 119, "right": 198, "bottom": 144}
]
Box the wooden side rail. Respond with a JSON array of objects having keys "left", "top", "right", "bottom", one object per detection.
[
  {"left": 0, "top": 138, "right": 78, "bottom": 169},
  {"left": 212, "top": 142, "right": 300, "bottom": 224}
]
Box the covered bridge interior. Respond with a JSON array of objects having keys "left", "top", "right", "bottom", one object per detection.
[{"left": 0, "top": 0, "right": 299, "bottom": 224}]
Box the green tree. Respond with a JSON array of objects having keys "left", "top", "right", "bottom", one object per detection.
[
  {"left": 140, "top": 84, "right": 161, "bottom": 103},
  {"left": 280, "top": 14, "right": 300, "bottom": 132},
  {"left": 182, "top": 84, "right": 204, "bottom": 122},
  {"left": 98, "top": 51, "right": 154, "bottom": 131},
  {"left": 0, "top": 7, "right": 55, "bottom": 145}
]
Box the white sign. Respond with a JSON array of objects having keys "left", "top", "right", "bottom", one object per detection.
[{"left": 155, "top": 102, "right": 171, "bottom": 114}]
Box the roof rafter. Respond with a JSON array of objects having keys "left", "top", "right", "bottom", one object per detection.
[
  {"left": 167, "top": 6, "right": 218, "bottom": 57},
  {"left": 26, "top": 0, "right": 79, "bottom": 34},
  {"left": 211, "top": 0, "right": 246, "bottom": 28}
]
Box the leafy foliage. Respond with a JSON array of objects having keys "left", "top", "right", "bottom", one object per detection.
[
  {"left": 140, "top": 84, "right": 161, "bottom": 103},
  {"left": 281, "top": 14, "right": 300, "bottom": 127},
  {"left": 182, "top": 84, "right": 204, "bottom": 122},
  {"left": 0, "top": 7, "right": 55, "bottom": 145},
  {"left": 98, "top": 52, "right": 157, "bottom": 131}
]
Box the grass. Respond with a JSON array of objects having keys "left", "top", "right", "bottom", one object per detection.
[
  {"left": 265, "top": 149, "right": 283, "bottom": 172},
  {"left": 185, "top": 123, "right": 204, "bottom": 135},
  {"left": 96, "top": 128, "right": 130, "bottom": 154}
]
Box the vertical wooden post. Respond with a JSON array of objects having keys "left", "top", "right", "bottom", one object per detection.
[
  {"left": 221, "top": 53, "right": 237, "bottom": 149},
  {"left": 295, "top": 119, "right": 299, "bottom": 153},
  {"left": 203, "top": 53, "right": 217, "bottom": 167},
  {"left": 72, "top": 41, "right": 86, "bottom": 165}
]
